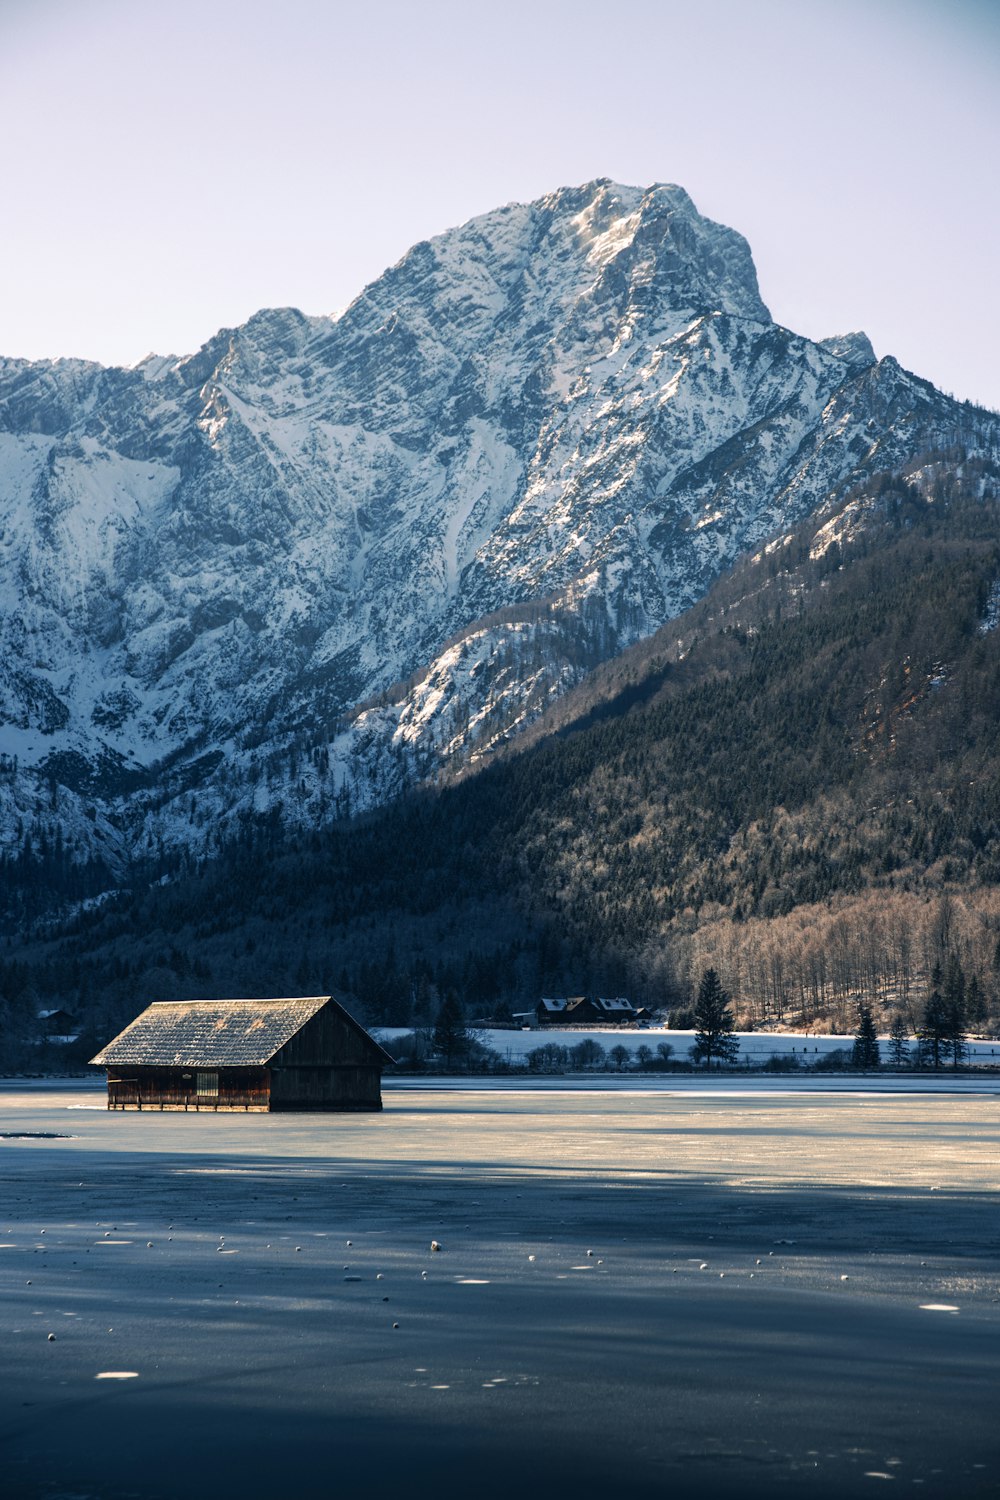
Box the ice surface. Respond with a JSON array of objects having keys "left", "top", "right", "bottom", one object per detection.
[{"left": 0, "top": 1080, "right": 997, "bottom": 1498}]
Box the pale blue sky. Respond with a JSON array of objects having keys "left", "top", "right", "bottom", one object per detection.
[{"left": 2, "top": 0, "right": 998, "bottom": 408}]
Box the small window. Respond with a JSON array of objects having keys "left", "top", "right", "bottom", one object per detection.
[{"left": 196, "top": 1070, "right": 218, "bottom": 1099}]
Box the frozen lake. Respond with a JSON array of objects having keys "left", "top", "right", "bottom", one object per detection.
[{"left": 1, "top": 1080, "right": 998, "bottom": 1498}]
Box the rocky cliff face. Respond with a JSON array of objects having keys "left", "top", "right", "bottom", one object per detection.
[{"left": 0, "top": 180, "right": 996, "bottom": 872}]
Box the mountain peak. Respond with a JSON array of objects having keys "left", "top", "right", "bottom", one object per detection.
[
  {"left": 0, "top": 181, "right": 993, "bottom": 881},
  {"left": 551, "top": 179, "right": 770, "bottom": 323},
  {"left": 818, "top": 331, "right": 877, "bottom": 372}
]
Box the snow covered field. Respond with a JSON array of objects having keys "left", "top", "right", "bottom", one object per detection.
[
  {"left": 1, "top": 1080, "right": 998, "bottom": 1498},
  {"left": 376, "top": 1024, "right": 1000, "bottom": 1067}
]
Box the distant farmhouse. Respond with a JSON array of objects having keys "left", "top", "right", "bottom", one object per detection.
[
  {"left": 90, "top": 996, "right": 393, "bottom": 1112},
  {"left": 536, "top": 996, "right": 650, "bottom": 1026},
  {"left": 35, "top": 1008, "right": 80, "bottom": 1045}
]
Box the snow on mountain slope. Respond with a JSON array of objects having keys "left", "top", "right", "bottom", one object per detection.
[{"left": 0, "top": 180, "right": 997, "bottom": 871}]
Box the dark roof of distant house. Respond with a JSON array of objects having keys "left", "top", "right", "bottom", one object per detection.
[
  {"left": 560, "top": 996, "right": 636, "bottom": 1015},
  {"left": 89, "top": 996, "right": 390, "bottom": 1068}
]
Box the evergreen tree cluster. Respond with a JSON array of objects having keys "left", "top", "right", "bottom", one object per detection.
[{"left": 917, "top": 954, "right": 971, "bottom": 1069}]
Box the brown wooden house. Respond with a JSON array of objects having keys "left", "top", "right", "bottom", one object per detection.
[
  {"left": 536, "top": 995, "right": 645, "bottom": 1026},
  {"left": 90, "top": 995, "right": 394, "bottom": 1112}
]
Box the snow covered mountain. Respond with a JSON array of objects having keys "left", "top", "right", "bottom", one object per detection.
[{"left": 1, "top": 180, "right": 996, "bottom": 874}]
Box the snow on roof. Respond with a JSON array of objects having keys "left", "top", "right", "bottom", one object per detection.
[
  {"left": 90, "top": 996, "right": 335, "bottom": 1068},
  {"left": 540, "top": 996, "right": 638, "bottom": 1015}
]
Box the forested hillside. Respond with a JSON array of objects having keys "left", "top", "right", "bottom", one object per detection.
[{"left": 4, "top": 452, "right": 1000, "bottom": 1058}]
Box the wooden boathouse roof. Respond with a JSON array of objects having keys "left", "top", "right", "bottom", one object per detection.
[{"left": 90, "top": 995, "right": 392, "bottom": 1068}]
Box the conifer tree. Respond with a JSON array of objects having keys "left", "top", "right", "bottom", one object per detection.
[
  {"left": 945, "top": 989, "right": 968, "bottom": 1070},
  {"left": 691, "top": 968, "right": 739, "bottom": 1068},
  {"left": 943, "top": 954, "right": 966, "bottom": 1049},
  {"left": 852, "top": 1002, "right": 880, "bottom": 1069},
  {"left": 966, "top": 974, "right": 985, "bottom": 1026},
  {"left": 917, "top": 990, "right": 949, "bottom": 1070},
  {"left": 887, "top": 1014, "right": 910, "bottom": 1069},
  {"left": 433, "top": 990, "right": 469, "bottom": 1069}
]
